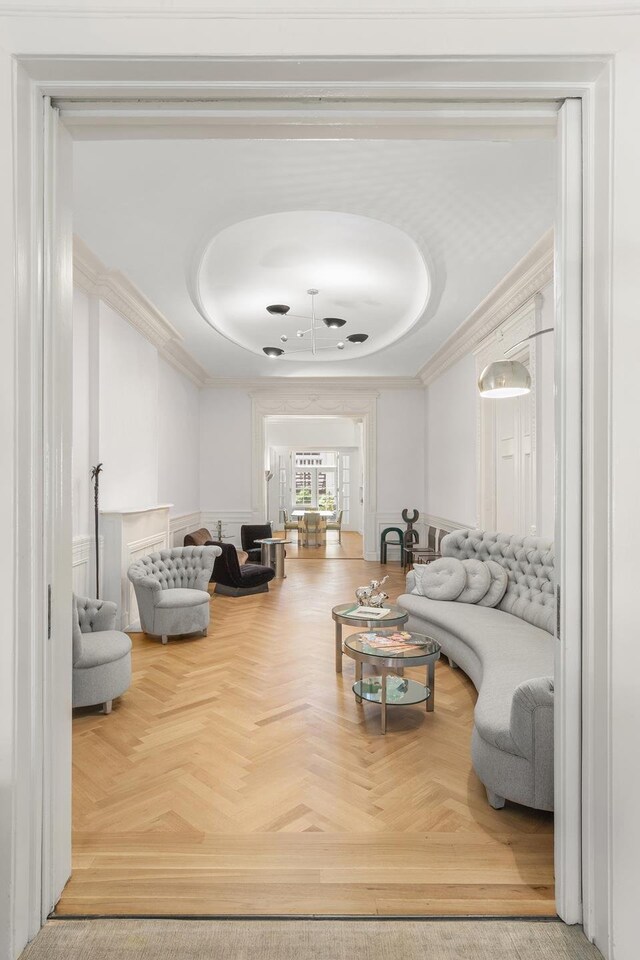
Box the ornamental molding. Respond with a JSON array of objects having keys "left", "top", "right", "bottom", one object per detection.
[
  {"left": 205, "top": 377, "right": 421, "bottom": 390},
  {"left": 418, "top": 229, "right": 553, "bottom": 387},
  {"left": 73, "top": 236, "right": 209, "bottom": 388}
]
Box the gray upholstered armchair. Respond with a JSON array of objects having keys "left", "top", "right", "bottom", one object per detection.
[
  {"left": 72, "top": 595, "right": 132, "bottom": 714},
  {"left": 127, "top": 546, "right": 220, "bottom": 644}
]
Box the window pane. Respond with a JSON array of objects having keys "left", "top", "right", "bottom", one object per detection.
[
  {"left": 295, "top": 471, "right": 312, "bottom": 505},
  {"left": 318, "top": 469, "right": 337, "bottom": 512}
]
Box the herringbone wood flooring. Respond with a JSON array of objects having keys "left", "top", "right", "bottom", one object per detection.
[
  {"left": 275, "top": 529, "right": 363, "bottom": 558},
  {"left": 60, "top": 558, "right": 554, "bottom": 916}
]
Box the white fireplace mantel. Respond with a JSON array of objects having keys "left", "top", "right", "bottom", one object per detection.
[{"left": 101, "top": 504, "right": 172, "bottom": 630}]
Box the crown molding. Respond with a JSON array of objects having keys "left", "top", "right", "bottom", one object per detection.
[
  {"left": 160, "top": 339, "right": 210, "bottom": 387},
  {"left": 73, "top": 236, "right": 209, "bottom": 388},
  {"left": 204, "top": 376, "right": 422, "bottom": 390},
  {"left": 418, "top": 228, "right": 554, "bottom": 387},
  {"left": 2, "top": 1, "right": 639, "bottom": 17}
]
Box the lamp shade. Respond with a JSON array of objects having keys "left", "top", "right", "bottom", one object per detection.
[{"left": 478, "top": 360, "right": 531, "bottom": 398}]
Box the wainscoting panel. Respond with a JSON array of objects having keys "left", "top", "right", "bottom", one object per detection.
[
  {"left": 72, "top": 535, "right": 104, "bottom": 598},
  {"left": 72, "top": 536, "right": 92, "bottom": 597},
  {"left": 201, "top": 511, "right": 256, "bottom": 550},
  {"left": 169, "top": 511, "right": 201, "bottom": 548}
]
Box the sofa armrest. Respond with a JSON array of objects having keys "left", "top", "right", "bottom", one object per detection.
[
  {"left": 131, "top": 575, "right": 162, "bottom": 599},
  {"left": 405, "top": 570, "right": 416, "bottom": 593},
  {"left": 76, "top": 596, "right": 118, "bottom": 632},
  {"left": 510, "top": 676, "right": 554, "bottom": 808}
]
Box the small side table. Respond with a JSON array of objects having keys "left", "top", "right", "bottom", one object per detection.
[
  {"left": 344, "top": 630, "right": 441, "bottom": 734},
  {"left": 255, "top": 538, "right": 291, "bottom": 579},
  {"left": 332, "top": 602, "right": 408, "bottom": 673}
]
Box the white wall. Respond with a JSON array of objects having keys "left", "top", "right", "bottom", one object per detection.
[
  {"left": 376, "top": 388, "right": 425, "bottom": 516},
  {"left": 199, "top": 387, "right": 253, "bottom": 513},
  {"left": 425, "top": 353, "right": 478, "bottom": 526},
  {"left": 72, "top": 290, "right": 204, "bottom": 565},
  {"left": 98, "top": 301, "right": 159, "bottom": 511},
  {"left": 157, "top": 357, "right": 200, "bottom": 517},
  {"left": 266, "top": 416, "right": 359, "bottom": 448},
  {"left": 71, "top": 287, "right": 92, "bottom": 540}
]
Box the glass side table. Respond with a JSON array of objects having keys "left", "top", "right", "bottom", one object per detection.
[
  {"left": 344, "top": 629, "right": 441, "bottom": 734},
  {"left": 331, "top": 602, "right": 408, "bottom": 674}
]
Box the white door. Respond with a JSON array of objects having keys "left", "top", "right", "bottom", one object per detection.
[{"left": 495, "top": 373, "right": 534, "bottom": 535}]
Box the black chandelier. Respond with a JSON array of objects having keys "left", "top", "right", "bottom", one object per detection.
[{"left": 262, "top": 288, "right": 369, "bottom": 358}]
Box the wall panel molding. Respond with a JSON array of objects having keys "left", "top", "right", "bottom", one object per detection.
[
  {"left": 419, "top": 229, "right": 553, "bottom": 387},
  {"left": 169, "top": 510, "right": 202, "bottom": 547}
]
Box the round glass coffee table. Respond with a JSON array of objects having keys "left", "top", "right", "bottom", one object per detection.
[
  {"left": 332, "top": 602, "right": 408, "bottom": 673},
  {"left": 343, "top": 629, "right": 441, "bottom": 734}
]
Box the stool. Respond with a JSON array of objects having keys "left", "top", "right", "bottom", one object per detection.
[{"left": 380, "top": 527, "right": 405, "bottom": 564}]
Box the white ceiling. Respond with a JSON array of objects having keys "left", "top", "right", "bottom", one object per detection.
[
  {"left": 196, "top": 210, "right": 431, "bottom": 362},
  {"left": 72, "top": 137, "right": 556, "bottom": 378}
]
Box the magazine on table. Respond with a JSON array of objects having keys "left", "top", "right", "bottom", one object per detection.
[
  {"left": 343, "top": 605, "right": 391, "bottom": 619},
  {"left": 359, "top": 630, "right": 429, "bottom": 654}
]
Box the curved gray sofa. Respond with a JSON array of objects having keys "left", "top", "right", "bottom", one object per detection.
[
  {"left": 73, "top": 595, "right": 132, "bottom": 713},
  {"left": 127, "top": 546, "right": 220, "bottom": 644},
  {"left": 398, "top": 529, "right": 555, "bottom": 811}
]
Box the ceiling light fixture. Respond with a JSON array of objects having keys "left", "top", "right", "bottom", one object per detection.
[
  {"left": 478, "top": 327, "right": 554, "bottom": 398},
  {"left": 262, "top": 288, "right": 370, "bottom": 358}
]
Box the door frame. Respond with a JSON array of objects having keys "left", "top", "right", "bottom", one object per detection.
[
  {"left": 7, "top": 55, "right": 611, "bottom": 957},
  {"left": 252, "top": 394, "right": 377, "bottom": 555}
]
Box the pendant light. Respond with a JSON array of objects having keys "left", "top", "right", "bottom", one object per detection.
[{"left": 478, "top": 327, "right": 553, "bottom": 398}]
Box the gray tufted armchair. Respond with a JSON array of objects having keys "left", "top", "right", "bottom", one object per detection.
[
  {"left": 127, "top": 546, "right": 220, "bottom": 644},
  {"left": 73, "top": 595, "right": 132, "bottom": 714}
]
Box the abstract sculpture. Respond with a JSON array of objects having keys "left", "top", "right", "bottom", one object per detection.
[{"left": 355, "top": 575, "right": 389, "bottom": 607}]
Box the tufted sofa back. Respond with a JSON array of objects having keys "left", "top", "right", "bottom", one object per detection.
[
  {"left": 127, "top": 546, "right": 218, "bottom": 593},
  {"left": 442, "top": 529, "right": 556, "bottom": 634}
]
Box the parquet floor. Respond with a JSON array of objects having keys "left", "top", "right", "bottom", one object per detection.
[
  {"left": 61, "top": 557, "right": 554, "bottom": 916},
  {"left": 275, "top": 529, "right": 363, "bottom": 558}
]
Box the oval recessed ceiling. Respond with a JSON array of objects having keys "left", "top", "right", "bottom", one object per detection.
[{"left": 193, "top": 210, "right": 430, "bottom": 362}]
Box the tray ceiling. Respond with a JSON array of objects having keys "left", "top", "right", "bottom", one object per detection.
[{"left": 72, "top": 137, "right": 555, "bottom": 378}]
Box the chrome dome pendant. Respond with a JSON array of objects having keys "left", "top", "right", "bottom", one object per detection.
[
  {"left": 478, "top": 360, "right": 532, "bottom": 398},
  {"left": 262, "top": 288, "right": 369, "bottom": 358},
  {"left": 477, "top": 327, "right": 554, "bottom": 398}
]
